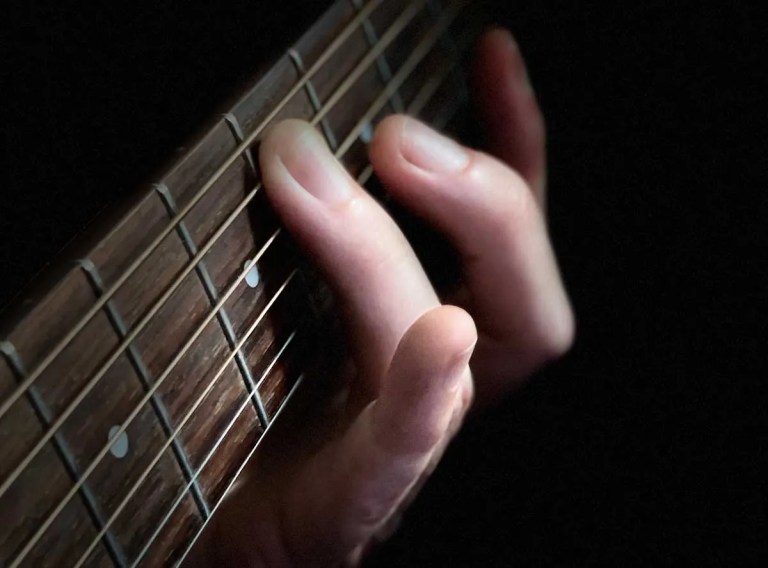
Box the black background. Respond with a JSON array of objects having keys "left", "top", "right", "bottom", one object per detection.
[{"left": 3, "top": 1, "right": 767, "bottom": 566}]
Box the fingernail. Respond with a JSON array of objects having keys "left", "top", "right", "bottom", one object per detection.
[
  {"left": 276, "top": 123, "right": 354, "bottom": 204},
  {"left": 401, "top": 117, "right": 469, "bottom": 174}
]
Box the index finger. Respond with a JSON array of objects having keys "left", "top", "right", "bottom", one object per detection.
[{"left": 259, "top": 120, "right": 440, "bottom": 383}]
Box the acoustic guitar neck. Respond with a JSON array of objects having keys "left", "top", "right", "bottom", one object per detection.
[{"left": 0, "top": 0, "right": 480, "bottom": 565}]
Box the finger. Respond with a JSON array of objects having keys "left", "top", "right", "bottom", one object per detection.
[
  {"left": 471, "top": 28, "right": 547, "bottom": 204},
  {"left": 370, "top": 115, "right": 574, "bottom": 386},
  {"left": 259, "top": 120, "right": 439, "bottom": 383},
  {"left": 373, "top": 305, "right": 475, "bottom": 456},
  {"left": 285, "top": 306, "right": 476, "bottom": 563}
]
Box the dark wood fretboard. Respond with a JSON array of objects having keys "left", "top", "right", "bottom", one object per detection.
[{"left": 0, "top": 0, "right": 480, "bottom": 565}]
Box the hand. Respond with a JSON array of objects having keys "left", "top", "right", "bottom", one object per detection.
[{"left": 186, "top": 28, "right": 573, "bottom": 566}]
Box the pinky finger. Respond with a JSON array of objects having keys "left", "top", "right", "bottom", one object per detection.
[
  {"left": 284, "top": 306, "right": 476, "bottom": 564},
  {"left": 471, "top": 28, "right": 548, "bottom": 205}
]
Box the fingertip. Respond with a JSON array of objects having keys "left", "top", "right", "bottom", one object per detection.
[
  {"left": 539, "top": 299, "right": 577, "bottom": 362},
  {"left": 369, "top": 114, "right": 407, "bottom": 173},
  {"left": 258, "top": 118, "right": 311, "bottom": 203},
  {"left": 258, "top": 118, "right": 312, "bottom": 168},
  {"left": 388, "top": 305, "right": 477, "bottom": 405},
  {"left": 259, "top": 118, "right": 357, "bottom": 208},
  {"left": 478, "top": 26, "right": 518, "bottom": 56},
  {"left": 470, "top": 27, "right": 547, "bottom": 201},
  {"left": 406, "top": 305, "right": 478, "bottom": 368},
  {"left": 472, "top": 27, "right": 529, "bottom": 93},
  {"left": 377, "top": 306, "right": 476, "bottom": 455}
]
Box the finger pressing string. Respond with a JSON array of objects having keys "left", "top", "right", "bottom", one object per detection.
[
  {"left": 259, "top": 120, "right": 440, "bottom": 386},
  {"left": 371, "top": 115, "right": 574, "bottom": 395}
]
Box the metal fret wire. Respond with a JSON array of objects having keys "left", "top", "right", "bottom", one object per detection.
[
  {"left": 162, "top": 17, "right": 470, "bottom": 568},
  {"left": 135, "top": 40, "right": 469, "bottom": 555},
  {"left": 0, "top": 0, "right": 428, "bottom": 504},
  {"left": 178, "top": 373, "right": 306, "bottom": 568},
  {"left": 176, "top": 62, "right": 471, "bottom": 568},
  {"left": 334, "top": 2, "right": 461, "bottom": 158},
  {"left": 85, "top": 26, "right": 466, "bottom": 554},
  {"left": 76, "top": 33, "right": 468, "bottom": 562},
  {"left": 92, "top": 15, "right": 469, "bottom": 568},
  {"left": 129, "top": 333, "right": 300, "bottom": 567},
  {"left": 0, "top": 0, "right": 386, "bottom": 425},
  {"left": 74, "top": 329, "right": 300, "bottom": 568},
  {"left": 8, "top": 264, "right": 293, "bottom": 568},
  {"left": 6, "top": 3, "right": 465, "bottom": 565},
  {"left": 0, "top": 226, "right": 278, "bottom": 502}
]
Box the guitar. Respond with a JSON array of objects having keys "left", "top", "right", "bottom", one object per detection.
[{"left": 0, "top": 0, "right": 481, "bottom": 565}]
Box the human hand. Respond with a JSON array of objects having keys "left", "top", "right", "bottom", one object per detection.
[{"left": 187, "top": 28, "right": 573, "bottom": 566}]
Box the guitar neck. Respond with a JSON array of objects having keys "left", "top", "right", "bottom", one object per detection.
[{"left": 0, "top": 0, "right": 479, "bottom": 565}]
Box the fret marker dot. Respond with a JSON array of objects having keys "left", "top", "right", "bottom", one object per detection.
[
  {"left": 244, "top": 261, "right": 260, "bottom": 288},
  {"left": 360, "top": 121, "right": 374, "bottom": 144},
  {"left": 108, "top": 426, "right": 129, "bottom": 459}
]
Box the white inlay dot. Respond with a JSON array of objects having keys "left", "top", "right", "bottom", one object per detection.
[
  {"left": 108, "top": 426, "right": 129, "bottom": 459},
  {"left": 244, "top": 261, "right": 261, "bottom": 288},
  {"left": 360, "top": 121, "right": 374, "bottom": 144}
]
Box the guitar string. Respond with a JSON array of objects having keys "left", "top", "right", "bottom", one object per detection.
[
  {"left": 7, "top": 6, "right": 466, "bottom": 565},
  {"left": 79, "top": 329, "right": 301, "bottom": 568},
  {"left": 0, "top": 0, "right": 433, "bottom": 504},
  {"left": 0, "top": 0, "right": 387, "bottom": 424},
  {"left": 179, "top": 373, "right": 306, "bottom": 567},
  {"left": 147, "top": 38, "right": 472, "bottom": 568},
  {"left": 175, "top": 81, "right": 470, "bottom": 568},
  {"left": 8, "top": 268, "right": 296, "bottom": 568},
  {"left": 129, "top": 333, "right": 302, "bottom": 567},
  {"left": 20, "top": 11, "right": 468, "bottom": 566}
]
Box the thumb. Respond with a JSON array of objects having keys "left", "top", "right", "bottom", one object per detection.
[{"left": 285, "top": 306, "right": 476, "bottom": 564}]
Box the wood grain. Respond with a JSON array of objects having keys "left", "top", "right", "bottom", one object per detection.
[{"left": 0, "top": 0, "right": 478, "bottom": 564}]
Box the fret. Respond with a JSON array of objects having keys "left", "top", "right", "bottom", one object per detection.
[
  {"left": 369, "top": 0, "right": 442, "bottom": 112},
  {"left": 100, "top": 202, "right": 264, "bottom": 489},
  {"left": 426, "top": 0, "right": 461, "bottom": 61},
  {"left": 154, "top": 183, "right": 269, "bottom": 427},
  {"left": 78, "top": 259, "right": 211, "bottom": 519},
  {"left": 135, "top": 331, "right": 305, "bottom": 566},
  {"left": 226, "top": 56, "right": 316, "bottom": 144},
  {"left": 0, "top": 2, "right": 482, "bottom": 565},
  {"left": 1, "top": 341, "right": 128, "bottom": 566},
  {"left": 221, "top": 113, "right": 258, "bottom": 178},
  {"left": 149, "top": 180, "right": 281, "bottom": 504},
  {"left": 287, "top": 48, "right": 339, "bottom": 150},
  {"left": 351, "top": 0, "right": 405, "bottom": 113},
  {"left": 426, "top": 0, "right": 473, "bottom": 108},
  {"left": 194, "top": 66, "right": 319, "bottom": 418},
  {"left": 292, "top": 0, "right": 360, "bottom": 74},
  {"left": 311, "top": 50, "right": 384, "bottom": 177},
  {"left": 187, "top": 172, "right": 310, "bottom": 419},
  {"left": 6, "top": 268, "right": 201, "bottom": 563},
  {"left": 294, "top": 3, "right": 391, "bottom": 178},
  {"left": 151, "top": 120, "right": 242, "bottom": 230},
  {"left": 0, "top": 333, "right": 112, "bottom": 566},
  {"left": 175, "top": 372, "right": 307, "bottom": 568}
]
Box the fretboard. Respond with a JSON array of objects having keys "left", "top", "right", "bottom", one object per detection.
[{"left": 0, "top": 0, "right": 480, "bottom": 565}]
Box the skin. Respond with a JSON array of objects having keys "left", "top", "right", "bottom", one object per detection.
[{"left": 186, "top": 28, "right": 574, "bottom": 567}]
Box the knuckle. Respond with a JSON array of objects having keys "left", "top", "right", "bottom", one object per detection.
[
  {"left": 400, "top": 421, "right": 446, "bottom": 456},
  {"left": 466, "top": 158, "right": 538, "bottom": 232},
  {"left": 501, "top": 172, "right": 538, "bottom": 227}
]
